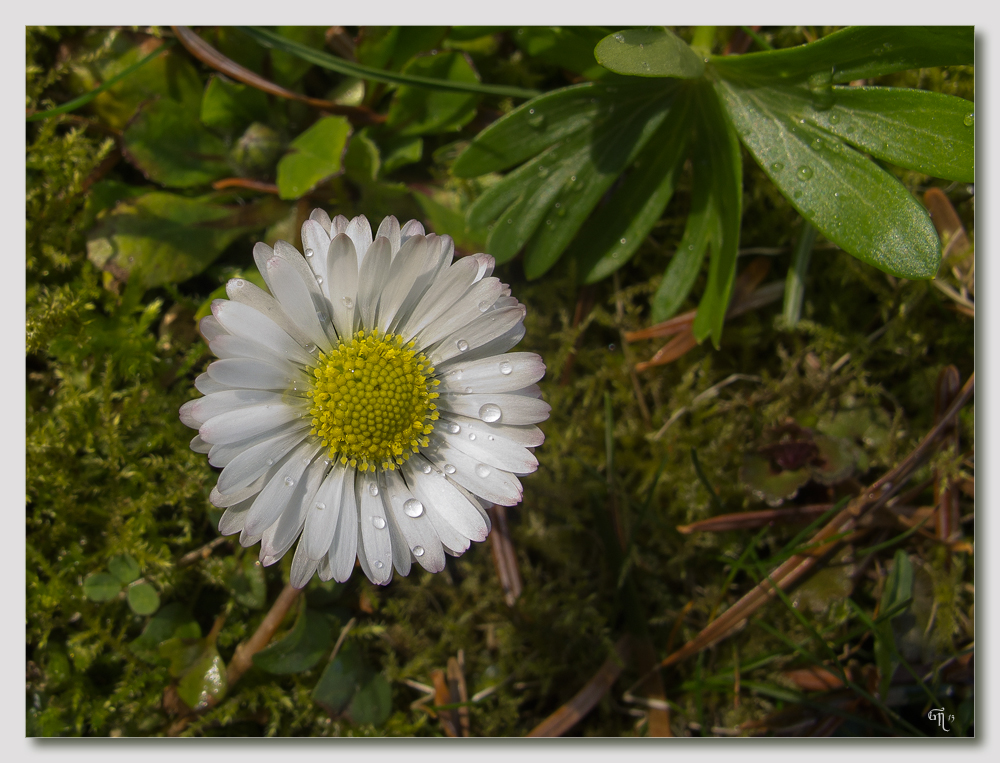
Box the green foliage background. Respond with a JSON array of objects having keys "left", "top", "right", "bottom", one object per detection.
[{"left": 26, "top": 26, "right": 973, "bottom": 737}]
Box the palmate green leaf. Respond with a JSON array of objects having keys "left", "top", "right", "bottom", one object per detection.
[
  {"left": 595, "top": 27, "right": 705, "bottom": 79},
  {"left": 690, "top": 83, "right": 743, "bottom": 347},
  {"left": 803, "top": 87, "right": 975, "bottom": 183},
  {"left": 276, "top": 115, "right": 352, "bottom": 200},
  {"left": 252, "top": 600, "right": 331, "bottom": 674},
  {"left": 717, "top": 79, "right": 940, "bottom": 278},
  {"left": 386, "top": 52, "right": 481, "bottom": 137},
  {"left": 122, "top": 98, "right": 231, "bottom": 188},
  {"left": 575, "top": 93, "right": 693, "bottom": 284},
  {"left": 710, "top": 26, "right": 973, "bottom": 85},
  {"left": 86, "top": 192, "right": 287, "bottom": 290},
  {"left": 239, "top": 26, "right": 540, "bottom": 99}
]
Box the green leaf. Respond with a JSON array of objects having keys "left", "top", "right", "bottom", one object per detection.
[
  {"left": 512, "top": 26, "right": 610, "bottom": 79},
  {"left": 576, "top": 94, "right": 693, "bottom": 283},
  {"left": 127, "top": 582, "right": 161, "bottom": 615},
  {"left": 83, "top": 572, "right": 121, "bottom": 602},
  {"left": 176, "top": 644, "right": 227, "bottom": 711},
  {"left": 386, "top": 52, "right": 481, "bottom": 137},
  {"left": 344, "top": 129, "right": 382, "bottom": 185},
  {"left": 252, "top": 600, "right": 331, "bottom": 674},
  {"left": 716, "top": 79, "right": 940, "bottom": 278},
  {"left": 378, "top": 134, "right": 423, "bottom": 175},
  {"left": 227, "top": 555, "right": 267, "bottom": 610},
  {"left": 805, "top": 87, "right": 975, "bottom": 183},
  {"left": 200, "top": 75, "right": 270, "bottom": 136},
  {"left": 129, "top": 603, "right": 201, "bottom": 664},
  {"left": 276, "top": 115, "right": 352, "bottom": 200},
  {"left": 239, "top": 26, "right": 539, "bottom": 99},
  {"left": 107, "top": 554, "right": 141, "bottom": 585},
  {"left": 122, "top": 98, "right": 231, "bottom": 188},
  {"left": 356, "top": 27, "right": 448, "bottom": 73},
  {"left": 349, "top": 673, "right": 392, "bottom": 727},
  {"left": 595, "top": 28, "right": 705, "bottom": 79},
  {"left": 269, "top": 26, "right": 327, "bottom": 88},
  {"left": 875, "top": 550, "right": 914, "bottom": 698},
  {"left": 230, "top": 122, "right": 285, "bottom": 177},
  {"left": 691, "top": 84, "right": 743, "bottom": 347},
  {"left": 87, "top": 192, "right": 287, "bottom": 290},
  {"left": 880, "top": 549, "right": 915, "bottom": 615},
  {"left": 311, "top": 640, "right": 364, "bottom": 716},
  {"left": 711, "top": 26, "right": 973, "bottom": 85}
]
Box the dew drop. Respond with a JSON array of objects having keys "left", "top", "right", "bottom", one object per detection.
[
  {"left": 412, "top": 545, "right": 425, "bottom": 557},
  {"left": 475, "top": 463, "right": 491, "bottom": 478},
  {"left": 305, "top": 248, "right": 314, "bottom": 257},
  {"left": 457, "top": 339, "right": 470, "bottom": 352},
  {"left": 507, "top": 218, "right": 513, "bottom": 225},
  {"left": 447, "top": 422, "right": 460, "bottom": 434},
  {"left": 341, "top": 296, "right": 354, "bottom": 309},
  {"left": 374, "top": 560, "right": 384, "bottom": 569},
  {"left": 316, "top": 276, "right": 323, "bottom": 285},
  {"left": 469, "top": 433, "right": 476, "bottom": 441},
  {"left": 421, "top": 463, "right": 432, "bottom": 474},
  {"left": 266, "top": 458, "right": 274, "bottom": 466},
  {"left": 499, "top": 360, "right": 513, "bottom": 375},
  {"left": 479, "top": 403, "right": 502, "bottom": 423},
  {"left": 368, "top": 483, "right": 379, "bottom": 497},
  {"left": 444, "top": 463, "right": 457, "bottom": 474},
  {"left": 317, "top": 311, "right": 328, "bottom": 323},
  {"left": 620, "top": 237, "right": 627, "bottom": 245},
  {"left": 404, "top": 498, "right": 424, "bottom": 517},
  {"left": 964, "top": 113, "right": 975, "bottom": 127},
  {"left": 488, "top": 435, "right": 495, "bottom": 441},
  {"left": 372, "top": 516, "right": 386, "bottom": 529},
  {"left": 614, "top": 32, "right": 624, "bottom": 42},
  {"left": 810, "top": 138, "right": 823, "bottom": 151},
  {"left": 554, "top": 202, "right": 561, "bottom": 209},
  {"left": 570, "top": 175, "right": 577, "bottom": 182},
  {"left": 797, "top": 166, "right": 814, "bottom": 181},
  {"left": 283, "top": 476, "right": 295, "bottom": 487},
  {"left": 770, "top": 162, "right": 784, "bottom": 172},
  {"left": 478, "top": 300, "right": 491, "bottom": 312},
  {"left": 608, "top": 343, "right": 616, "bottom": 351},
  {"left": 315, "top": 502, "right": 326, "bottom": 510},
  {"left": 829, "top": 113, "right": 841, "bottom": 125}
]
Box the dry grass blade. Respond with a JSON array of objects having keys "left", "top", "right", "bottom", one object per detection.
[
  {"left": 660, "top": 373, "right": 974, "bottom": 669},
  {"left": 211, "top": 178, "right": 280, "bottom": 194},
  {"left": 488, "top": 505, "right": 522, "bottom": 607},
  {"left": 934, "top": 365, "right": 962, "bottom": 544},
  {"left": 527, "top": 637, "right": 629, "bottom": 737},
  {"left": 447, "top": 651, "right": 471, "bottom": 737},
  {"left": 172, "top": 26, "right": 383, "bottom": 126},
  {"left": 677, "top": 504, "right": 834, "bottom": 535},
  {"left": 431, "top": 669, "right": 458, "bottom": 737}
]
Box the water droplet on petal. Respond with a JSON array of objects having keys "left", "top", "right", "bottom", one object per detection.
[
  {"left": 412, "top": 545, "right": 425, "bottom": 557},
  {"left": 404, "top": 498, "right": 423, "bottom": 517},
  {"left": 368, "top": 483, "right": 379, "bottom": 497},
  {"left": 475, "top": 463, "right": 491, "bottom": 478},
  {"left": 479, "top": 403, "right": 502, "bottom": 423},
  {"left": 342, "top": 297, "right": 354, "bottom": 309},
  {"left": 315, "top": 502, "right": 326, "bottom": 510},
  {"left": 469, "top": 433, "right": 476, "bottom": 441},
  {"left": 284, "top": 476, "right": 295, "bottom": 487},
  {"left": 374, "top": 560, "right": 384, "bottom": 569},
  {"left": 316, "top": 276, "right": 323, "bottom": 285},
  {"left": 266, "top": 458, "right": 274, "bottom": 466},
  {"left": 797, "top": 166, "right": 814, "bottom": 181},
  {"left": 456, "top": 339, "right": 469, "bottom": 352},
  {"left": 421, "top": 464, "right": 432, "bottom": 474},
  {"left": 488, "top": 435, "right": 495, "bottom": 441},
  {"left": 305, "top": 248, "right": 314, "bottom": 257},
  {"left": 499, "top": 360, "right": 513, "bottom": 375},
  {"left": 372, "top": 516, "right": 386, "bottom": 529},
  {"left": 444, "top": 463, "right": 456, "bottom": 474},
  {"left": 447, "top": 422, "right": 460, "bottom": 434},
  {"left": 478, "top": 300, "right": 491, "bottom": 312}
]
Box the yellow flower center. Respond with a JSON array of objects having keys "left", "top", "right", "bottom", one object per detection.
[{"left": 307, "top": 330, "right": 439, "bottom": 472}]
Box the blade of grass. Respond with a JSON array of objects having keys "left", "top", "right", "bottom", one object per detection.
[
  {"left": 27, "top": 40, "right": 175, "bottom": 122},
  {"left": 782, "top": 220, "right": 819, "bottom": 327},
  {"left": 240, "top": 26, "right": 540, "bottom": 99},
  {"left": 690, "top": 447, "right": 724, "bottom": 513}
]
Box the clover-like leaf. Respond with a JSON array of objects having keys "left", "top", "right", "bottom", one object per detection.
[
  {"left": 127, "top": 582, "right": 161, "bottom": 616},
  {"left": 108, "top": 554, "right": 141, "bottom": 585},
  {"left": 83, "top": 572, "right": 121, "bottom": 602}
]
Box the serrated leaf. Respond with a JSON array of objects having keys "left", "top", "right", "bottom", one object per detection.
[
  {"left": 386, "top": 52, "right": 481, "bottom": 137},
  {"left": 348, "top": 673, "right": 392, "bottom": 727},
  {"left": 108, "top": 554, "right": 141, "bottom": 585},
  {"left": 276, "top": 115, "right": 352, "bottom": 200},
  {"left": 252, "top": 599, "right": 331, "bottom": 675},
  {"left": 200, "top": 75, "right": 270, "bottom": 136},
  {"left": 576, "top": 93, "right": 693, "bottom": 283},
  {"left": 122, "top": 98, "right": 231, "bottom": 188},
  {"left": 87, "top": 192, "right": 287, "bottom": 290},
  {"left": 129, "top": 603, "right": 201, "bottom": 664},
  {"left": 83, "top": 572, "right": 121, "bottom": 602},
  {"left": 595, "top": 28, "right": 705, "bottom": 79},
  {"left": 691, "top": 84, "right": 742, "bottom": 347},
  {"left": 127, "top": 582, "right": 161, "bottom": 615},
  {"left": 711, "top": 26, "right": 973, "bottom": 85},
  {"left": 716, "top": 79, "right": 940, "bottom": 278}
]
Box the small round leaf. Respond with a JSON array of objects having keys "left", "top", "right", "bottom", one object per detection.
[
  {"left": 127, "top": 582, "right": 161, "bottom": 615},
  {"left": 83, "top": 572, "right": 122, "bottom": 602}
]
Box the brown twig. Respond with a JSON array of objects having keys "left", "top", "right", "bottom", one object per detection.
[
  {"left": 677, "top": 504, "right": 834, "bottom": 535},
  {"left": 211, "top": 178, "right": 280, "bottom": 194},
  {"left": 172, "top": 26, "right": 384, "bottom": 126},
  {"left": 177, "top": 536, "right": 230, "bottom": 567},
  {"left": 227, "top": 583, "right": 301, "bottom": 686},
  {"left": 488, "top": 505, "right": 522, "bottom": 607}
]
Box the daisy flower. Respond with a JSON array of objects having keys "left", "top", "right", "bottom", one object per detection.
[{"left": 181, "top": 211, "right": 548, "bottom": 587}]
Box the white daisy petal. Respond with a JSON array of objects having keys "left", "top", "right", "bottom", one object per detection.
[
  {"left": 436, "top": 415, "right": 539, "bottom": 475},
  {"left": 182, "top": 206, "right": 547, "bottom": 588},
  {"left": 302, "top": 464, "right": 349, "bottom": 560},
  {"left": 436, "top": 390, "right": 551, "bottom": 426},
  {"left": 357, "top": 471, "right": 392, "bottom": 584},
  {"left": 346, "top": 215, "right": 373, "bottom": 266},
  {"left": 387, "top": 467, "right": 445, "bottom": 573},
  {"left": 375, "top": 215, "right": 401, "bottom": 256},
  {"left": 425, "top": 433, "right": 523, "bottom": 507},
  {"left": 326, "top": 233, "right": 359, "bottom": 340},
  {"left": 328, "top": 469, "right": 360, "bottom": 582},
  {"left": 438, "top": 352, "right": 546, "bottom": 395},
  {"left": 426, "top": 305, "right": 526, "bottom": 366},
  {"left": 357, "top": 236, "right": 392, "bottom": 331},
  {"left": 301, "top": 219, "right": 332, "bottom": 285}
]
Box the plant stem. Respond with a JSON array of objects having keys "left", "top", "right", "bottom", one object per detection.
[{"left": 783, "top": 220, "right": 819, "bottom": 327}]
